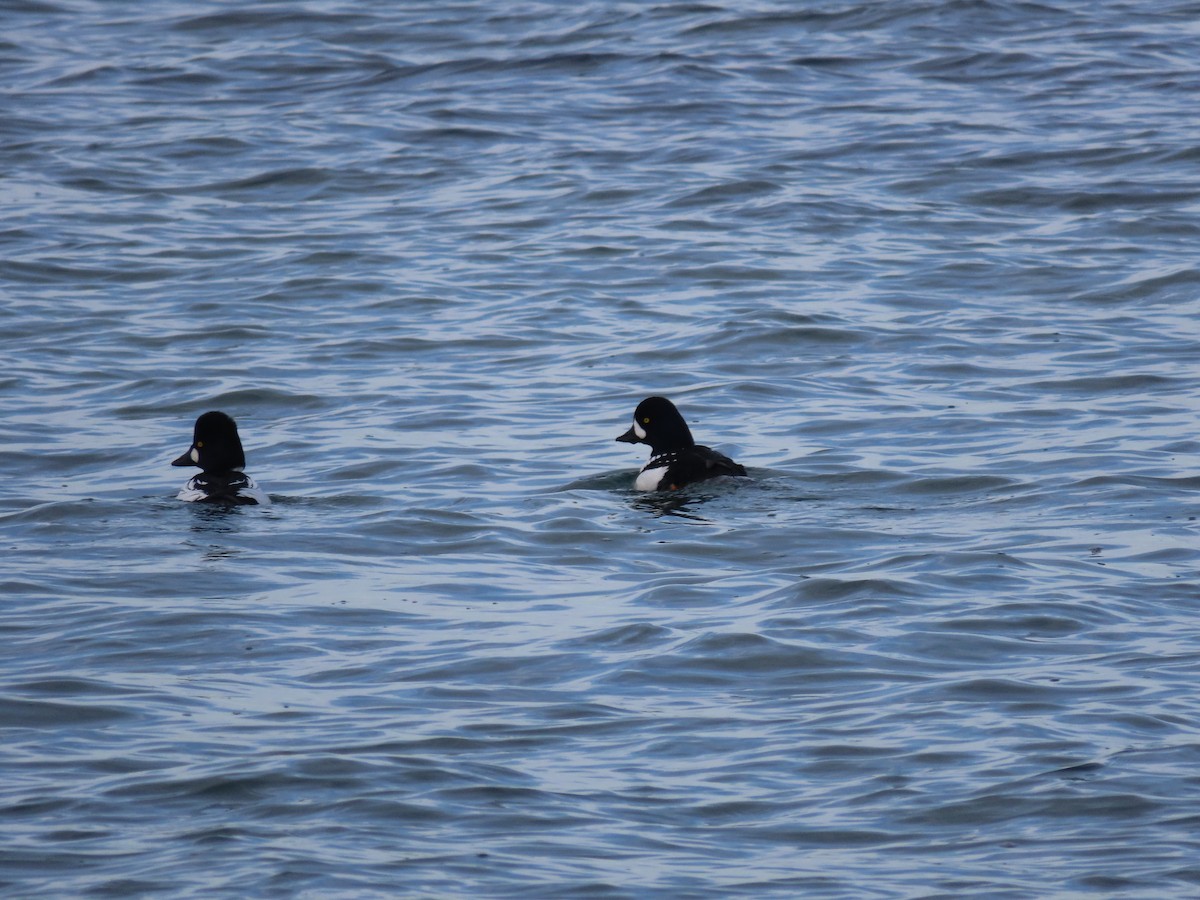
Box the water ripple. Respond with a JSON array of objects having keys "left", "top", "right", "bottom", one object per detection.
[{"left": 3, "top": 0, "right": 1200, "bottom": 896}]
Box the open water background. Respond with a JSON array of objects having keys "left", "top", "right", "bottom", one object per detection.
[{"left": 4, "top": 1, "right": 1200, "bottom": 896}]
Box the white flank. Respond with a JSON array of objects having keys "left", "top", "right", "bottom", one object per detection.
[
  {"left": 176, "top": 483, "right": 207, "bottom": 502},
  {"left": 240, "top": 477, "right": 271, "bottom": 506},
  {"left": 635, "top": 464, "right": 668, "bottom": 491}
]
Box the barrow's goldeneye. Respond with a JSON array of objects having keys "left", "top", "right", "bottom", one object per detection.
[
  {"left": 172, "top": 410, "right": 269, "bottom": 505},
  {"left": 616, "top": 396, "right": 746, "bottom": 491}
]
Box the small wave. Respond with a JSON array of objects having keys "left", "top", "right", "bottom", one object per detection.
[{"left": 1025, "top": 373, "right": 1181, "bottom": 395}]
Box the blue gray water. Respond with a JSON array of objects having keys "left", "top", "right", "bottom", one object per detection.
[{"left": 4, "top": 1, "right": 1200, "bottom": 896}]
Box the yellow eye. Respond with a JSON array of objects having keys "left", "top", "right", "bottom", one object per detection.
[
  {"left": 642, "top": 417, "right": 650, "bottom": 424},
  {"left": 196, "top": 441, "right": 204, "bottom": 448}
]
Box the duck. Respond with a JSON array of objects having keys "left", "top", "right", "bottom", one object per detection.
[
  {"left": 616, "top": 396, "right": 747, "bottom": 491},
  {"left": 171, "top": 410, "right": 269, "bottom": 505}
]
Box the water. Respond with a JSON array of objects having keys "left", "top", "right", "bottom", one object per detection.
[{"left": 4, "top": 0, "right": 1200, "bottom": 895}]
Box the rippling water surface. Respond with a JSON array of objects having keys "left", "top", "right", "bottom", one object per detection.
[{"left": 4, "top": 1, "right": 1200, "bottom": 896}]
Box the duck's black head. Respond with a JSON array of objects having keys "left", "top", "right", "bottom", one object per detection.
[
  {"left": 615, "top": 396, "right": 695, "bottom": 455},
  {"left": 172, "top": 410, "right": 247, "bottom": 473}
]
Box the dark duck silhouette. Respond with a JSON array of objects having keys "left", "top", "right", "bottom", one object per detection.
[
  {"left": 172, "top": 410, "right": 269, "bottom": 505},
  {"left": 616, "top": 396, "right": 746, "bottom": 491}
]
